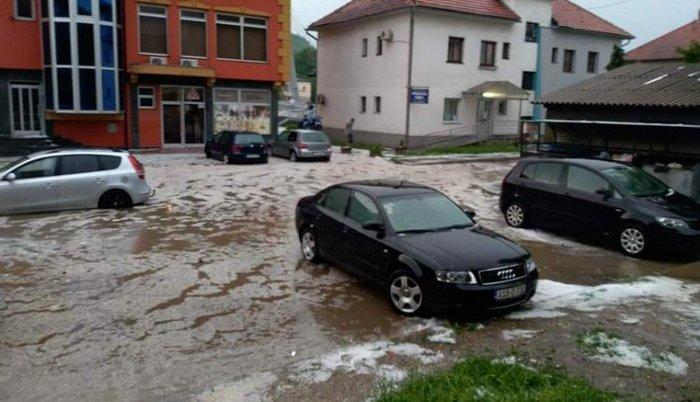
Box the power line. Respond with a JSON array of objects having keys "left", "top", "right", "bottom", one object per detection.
[{"left": 588, "top": 0, "right": 635, "bottom": 10}]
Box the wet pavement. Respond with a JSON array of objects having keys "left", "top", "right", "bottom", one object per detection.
[{"left": 0, "top": 151, "right": 698, "bottom": 401}]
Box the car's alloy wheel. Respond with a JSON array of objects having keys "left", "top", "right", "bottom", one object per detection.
[
  {"left": 300, "top": 230, "right": 321, "bottom": 263},
  {"left": 505, "top": 204, "right": 526, "bottom": 227},
  {"left": 620, "top": 227, "right": 646, "bottom": 256},
  {"left": 389, "top": 275, "right": 423, "bottom": 315},
  {"left": 290, "top": 151, "right": 298, "bottom": 162},
  {"left": 99, "top": 190, "right": 132, "bottom": 209}
]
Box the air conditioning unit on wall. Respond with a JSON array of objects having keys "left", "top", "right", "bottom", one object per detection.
[
  {"left": 181, "top": 58, "right": 199, "bottom": 68},
  {"left": 380, "top": 29, "right": 394, "bottom": 42},
  {"left": 149, "top": 56, "right": 167, "bottom": 65}
]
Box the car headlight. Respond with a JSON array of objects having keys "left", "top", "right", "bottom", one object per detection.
[
  {"left": 526, "top": 258, "right": 537, "bottom": 273},
  {"left": 656, "top": 217, "right": 689, "bottom": 230},
  {"left": 435, "top": 271, "right": 477, "bottom": 284}
]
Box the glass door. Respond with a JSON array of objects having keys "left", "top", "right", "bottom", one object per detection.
[
  {"left": 10, "top": 84, "right": 43, "bottom": 138},
  {"left": 161, "top": 86, "right": 205, "bottom": 146}
]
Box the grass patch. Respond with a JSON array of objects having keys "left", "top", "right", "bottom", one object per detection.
[
  {"left": 376, "top": 356, "right": 616, "bottom": 402},
  {"left": 407, "top": 141, "right": 519, "bottom": 157}
]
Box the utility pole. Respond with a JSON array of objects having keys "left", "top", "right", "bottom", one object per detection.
[{"left": 404, "top": 4, "right": 415, "bottom": 148}]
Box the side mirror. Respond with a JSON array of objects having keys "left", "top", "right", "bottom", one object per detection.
[
  {"left": 362, "top": 222, "right": 386, "bottom": 237},
  {"left": 4, "top": 173, "right": 16, "bottom": 182},
  {"left": 596, "top": 189, "right": 612, "bottom": 199},
  {"left": 460, "top": 205, "right": 477, "bottom": 218}
]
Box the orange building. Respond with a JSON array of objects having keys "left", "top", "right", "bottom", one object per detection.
[{"left": 1, "top": 0, "right": 290, "bottom": 150}]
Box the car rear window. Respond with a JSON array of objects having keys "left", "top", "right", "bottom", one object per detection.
[
  {"left": 98, "top": 156, "right": 122, "bottom": 170},
  {"left": 234, "top": 134, "right": 264, "bottom": 145},
  {"left": 301, "top": 132, "right": 328, "bottom": 143},
  {"left": 522, "top": 162, "right": 563, "bottom": 185}
]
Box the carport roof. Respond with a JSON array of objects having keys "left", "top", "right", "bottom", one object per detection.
[{"left": 538, "top": 62, "right": 700, "bottom": 108}]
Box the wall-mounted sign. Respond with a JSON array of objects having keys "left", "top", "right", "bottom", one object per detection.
[{"left": 410, "top": 87, "right": 429, "bottom": 104}]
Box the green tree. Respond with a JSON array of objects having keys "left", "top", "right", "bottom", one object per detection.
[
  {"left": 606, "top": 44, "right": 626, "bottom": 70},
  {"left": 677, "top": 40, "right": 700, "bottom": 63}
]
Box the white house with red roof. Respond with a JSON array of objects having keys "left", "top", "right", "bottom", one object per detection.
[{"left": 309, "top": 0, "right": 632, "bottom": 147}]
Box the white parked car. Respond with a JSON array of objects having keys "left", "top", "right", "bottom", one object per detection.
[{"left": 0, "top": 149, "right": 153, "bottom": 215}]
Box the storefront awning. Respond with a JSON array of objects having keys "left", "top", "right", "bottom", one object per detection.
[{"left": 463, "top": 81, "right": 530, "bottom": 100}]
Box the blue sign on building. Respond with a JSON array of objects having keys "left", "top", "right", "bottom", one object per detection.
[{"left": 410, "top": 87, "right": 429, "bottom": 104}]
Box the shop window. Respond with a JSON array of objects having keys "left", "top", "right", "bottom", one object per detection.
[
  {"left": 14, "top": 0, "right": 34, "bottom": 19},
  {"left": 216, "top": 14, "right": 267, "bottom": 62},
  {"left": 138, "top": 87, "right": 155, "bottom": 109},
  {"left": 443, "top": 98, "right": 459, "bottom": 122},
  {"left": 139, "top": 5, "right": 167, "bottom": 55},
  {"left": 213, "top": 88, "right": 271, "bottom": 134},
  {"left": 480, "top": 41, "right": 496, "bottom": 67},
  {"left": 181, "top": 10, "right": 207, "bottom": 58}
]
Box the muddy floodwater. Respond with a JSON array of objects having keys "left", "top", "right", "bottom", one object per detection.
[{"left": 0, "top": 152, "right": 698, "bottom": 402}]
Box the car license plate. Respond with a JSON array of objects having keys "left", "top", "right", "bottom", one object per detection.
[
  {"left": 246, "top": 154, "right": 260, "bottom": 159},
  {"left": 494, "top": 284, "right": 526, "bottom": 301}
]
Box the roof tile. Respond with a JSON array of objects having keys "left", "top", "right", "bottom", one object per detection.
[
  {"left": 309, "top": 0, "right": 520, "bottom": 29},
  {"left": 626, "top": 19, "right": 700, "bottom": 61},
  {"left": 552, "top": 0, "right": 633, "bottom": 39}
]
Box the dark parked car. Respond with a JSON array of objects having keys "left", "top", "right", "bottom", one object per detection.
[
  {"left": 296, "top": 180, "right": 538, "bottom": 316},
  {"left": 500, "top": 157, "right": 700, "bottom": 258},
  {"left": 205, "top": 131, "right": 269, "bottom": 164}
]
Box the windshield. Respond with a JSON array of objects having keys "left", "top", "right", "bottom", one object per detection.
[
  {"left": 380, "top": 193, "right": 474, "bottom": 234},
  {"left": 601, "top": 166, "right": 669, "bottom": 197},
  {"left": 0, "top": 156, "right": 28, "bottom": 173},
  {"left": 234, "top": 134, "right": 265, "bottom": 145},
  {"left": 301, "top": 132, "right": 328, "bottom": 142}
]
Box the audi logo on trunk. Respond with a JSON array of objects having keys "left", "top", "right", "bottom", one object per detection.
[{"left": 497, "top": 269, "right": 516, "bottom": 280}]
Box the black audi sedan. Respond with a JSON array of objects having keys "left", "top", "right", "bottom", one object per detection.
[
  {"left": 295, "top": 180, "right": 538, "bottom": 316},
  {"left": 500, "top": 157, "right": 700, "bottom": 258}
]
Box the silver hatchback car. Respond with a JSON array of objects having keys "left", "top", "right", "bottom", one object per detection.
[
  {"left": 271, "top": 129, "right": 332, "bottom": 162},
  {"left": 0, "top": 149, "right": 153, "bottom": 215}
]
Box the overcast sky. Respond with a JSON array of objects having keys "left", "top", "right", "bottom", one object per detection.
[{"left": 292, "top": 0, "right": 699, "bottom": 49}]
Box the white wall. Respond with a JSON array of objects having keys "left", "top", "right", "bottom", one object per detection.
[
  {"left": 410, "top": 2, "right": 551, "bottom": 136},
  {"left": 316, "top": 12, "right": 410, "bottom": 137},
  {"left": 539, "top": 28, "right": 620, "bottom": 96}
]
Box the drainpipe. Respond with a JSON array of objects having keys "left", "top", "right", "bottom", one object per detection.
[
  {"left": 403, "top": 4, "right": 415, "bottom": 148},
  {"left": 532, "top": 25, "right": 543, "bottom": 121}
]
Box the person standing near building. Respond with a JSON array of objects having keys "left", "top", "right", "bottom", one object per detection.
[{"left": 345, "top": 118, "right": 355, "bottom": 146}]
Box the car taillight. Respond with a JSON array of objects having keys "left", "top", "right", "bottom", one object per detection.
[
  {"left": 299, "top": 143, "right": 308, "bottom": 149},
  {"left": 128, "top": 154, "right": 145, "bottom": 180},
  {"left": 231, "top": 145, "right": 242, "bottom": 154}
]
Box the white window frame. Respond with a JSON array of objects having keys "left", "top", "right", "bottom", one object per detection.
[
  {"left": 374, "top": 96, "right": 381, "bottom": 114},
  {"left": 215, "top": 13, "right": 268, "bottom": 63},
  {"left": 14, "top": 0, "right": 35, "bottom": 20},
  {"left": 138, "top": 86, "right": 155, "bottom": 109},
  {"left": 9, "top": 83, "right": 43, "bottom": 137},
  {"left": 43, "top": 0, "right": 121, "bottom": 113},
  {"left": 443, "top": 98, "right": 460, "bottom": 123},
  {"left": 587, "top": 51, "right": 599, "bottom": 74},
  {"left": 361, "top": 38, "right": 368, "bottom": 57},
  {"left": 180, "top": 9, "right": 207, "bottom": 59},
  {"left": 138, "top": 4, "right": 168, "bottom": 56},
  {"left": 360, "top": 96, "right": 367, "bottom": 113}
]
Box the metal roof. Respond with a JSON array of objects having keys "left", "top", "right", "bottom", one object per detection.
[{"left": 538, "top": 62, "right": 700, "bottom": 108}]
